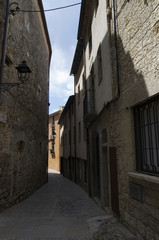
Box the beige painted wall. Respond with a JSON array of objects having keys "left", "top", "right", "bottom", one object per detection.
[
  {"left": 84, "top": 0, "right": 113, "bottom": 114},
  {"left": 48, "top": 111, "right": 62, "bottom": 171}
]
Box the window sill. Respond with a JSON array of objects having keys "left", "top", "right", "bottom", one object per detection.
[{"left": 128, "top": 172, "right": 159, "bottom": 185}]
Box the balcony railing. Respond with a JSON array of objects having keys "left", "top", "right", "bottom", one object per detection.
[
  {"left": 50, "top": 135, "right": 55, "bottom": 140},
  {"left": 83, "top": 90, "right": 96, "bottom": 123}
]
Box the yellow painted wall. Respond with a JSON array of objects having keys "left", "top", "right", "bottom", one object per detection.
[{"left": 48, "top": 111, "right": 62, "bottom": 171}]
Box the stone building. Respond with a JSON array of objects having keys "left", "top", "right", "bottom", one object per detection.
[
  {"left": 61, "top": 0, "right": 159, "bottom": 239},
  {"left": 0, "top": 0, "right": 51, "bottom": 210},
  {"left": 111, "top": 1, "right": 159, "bottom": 239},
  {"left": 58, "top": 96, "right": 76, "bottom": 182},
  {"left": 70, "top": 41, "right": 88, "bottom": 191},
  {"left": 48, "top": 108, "right": 63, "bottom": 172},
  {"left": 71, "top": 0, "right": 114, "bottom": 208}
]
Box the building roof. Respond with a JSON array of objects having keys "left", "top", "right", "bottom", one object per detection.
[
  {"left": 70, "top": 39, "right": 85, "bottom": 75},
  {"left": 49, "top": 110, "right": 62, "bottom": 118},
  {"left": 58, "top": 95, "right": 75, "bottom": 125},
  {"left": 77, "top": 0, "right": 91, "bottom": 40},
  {"left": 70, "top": 0, "right": 92, "bottom": 76}
]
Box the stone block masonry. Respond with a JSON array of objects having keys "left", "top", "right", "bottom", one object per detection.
[
  {"left": 0, "top": 0, "right": 51, "bottom": 211},
  {"left": 109, "top": 0, "right": 159, "bottom": 239}
]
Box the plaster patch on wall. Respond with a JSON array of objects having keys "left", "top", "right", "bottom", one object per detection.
[
  {"left": 37, "top": 84, "right": 42, "bottom": 102},
  {"left": 26, "top": 23, "right": 30, "bottom": 33}
]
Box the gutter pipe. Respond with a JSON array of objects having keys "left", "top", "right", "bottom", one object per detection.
[{"left": 110, "top": 0, "right": 120, "bottom": 102}]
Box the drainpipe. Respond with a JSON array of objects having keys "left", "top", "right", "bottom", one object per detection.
[
  {"left": 0, "top": 0, "right": 10, "bottom": 100},
  {"left": 105, "top": 0, "right": 120, "bottom": 106},
  {"left": 110, "top": 0, "right": 120, "bottom": 102}
]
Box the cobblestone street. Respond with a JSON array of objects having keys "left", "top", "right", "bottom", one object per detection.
[{"left": 0, "top": 170, "right": 140, "bottom": 240}]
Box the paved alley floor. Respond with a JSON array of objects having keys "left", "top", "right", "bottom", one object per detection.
[
  {"left": 0, "top": 170, "right": 105, "bottom": 240},
  {"left": 0, "top": 170, "right": 141, "bottom": 240}
]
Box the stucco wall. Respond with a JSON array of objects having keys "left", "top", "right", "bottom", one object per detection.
[
  {"left": 48, "top": 112, "right": 61, "bottom": 172},
  {"left": 84, "top": 0, "right": 113, "bottom": 114},
  {"left": 75, "top": 64, "right": 87, "bottom": 160}
]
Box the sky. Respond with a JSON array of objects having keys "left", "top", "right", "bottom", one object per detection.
[{"left": 42, "top": 1, "right": 81, "bottom": 114}]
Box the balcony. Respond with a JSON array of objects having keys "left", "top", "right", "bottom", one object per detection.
[
  {"left": 50, "top": 135, "right": 55, "bottom": 141},
  {"left": 83, "top": 90, "right": 96, "bottom": 123}
]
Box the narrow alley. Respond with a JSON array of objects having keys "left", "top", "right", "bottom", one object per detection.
[
  {"left": 0, "top": 170, "right": 140, "bottom": 240},
  {"left": 0, "top": 170, "right": 103, "bottom": 240}
]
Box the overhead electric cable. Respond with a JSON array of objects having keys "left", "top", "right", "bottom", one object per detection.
[{"left": 19, "top": 2, "right": 81, "bottom": 13}]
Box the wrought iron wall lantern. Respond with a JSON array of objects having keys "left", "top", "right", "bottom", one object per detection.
[
  {"left": 9, "top": 2, "right": 20, "bottom": 16},
  {"left": 16, "top": 61, "right": 31, "bottom": 83},
  {"left": 0, "top": 61, "right": 31, "bottom": 91},
  {"left": 0, "top": 1, "right": 32, "bottom": 94}
]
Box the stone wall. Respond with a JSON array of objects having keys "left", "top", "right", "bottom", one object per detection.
[
  {"left": 109, "top": 0, "right": 159, "bottom": 239},
  {"left": 0, "top": 0, "right": 51, "bottom": 211}
]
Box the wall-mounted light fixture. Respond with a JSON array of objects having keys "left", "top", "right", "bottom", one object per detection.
[
  {"left": 0, "top": 0, "right": 31, "bottom": 94},
  {"left": 16, "top": 61, "right": 31, "bottom": 83},
  {"left": 9, "top": 2, "right": 20, "bottom": 15},
  {"left": 0, "top": 60, "right": 31, "bottom": 91}
]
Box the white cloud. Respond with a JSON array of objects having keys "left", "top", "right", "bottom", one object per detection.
[
  {"left": 42, "top": 0, "right": 80, "bottom": 114},
  {"left": 49, "top": 44, "right": 74, "bottom": 101}
]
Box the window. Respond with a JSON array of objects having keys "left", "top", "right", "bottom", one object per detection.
[
  {"left": 51, "top": 143, "right": 54, "bottom": 153},
  {"left": 134, "top": 97, "right": 159, "bottom": 175},
  {"left": 78, "top": 85, "right": 80, "bottom": 104},
  {"left": 90, "top": 65, "right": 95, "bottom": 113},
  {"left": 52, "top": 128, "right": 55, "bottom": 136},
  {"left": 97, "top": 44, "right": 103, "bottom": 85},
  {"left": 52, "top": 116, "right": 55, "bottom": 126},
  {"left": 82, "top": 74, "right": 86, "bottom": 94},
  {"left": 89, "top": 29, "right": 92, "bottom": 56}
]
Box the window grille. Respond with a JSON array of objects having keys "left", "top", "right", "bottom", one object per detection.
[{"left": 134, "top": 96, "right": 159, "bottom": 175}]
